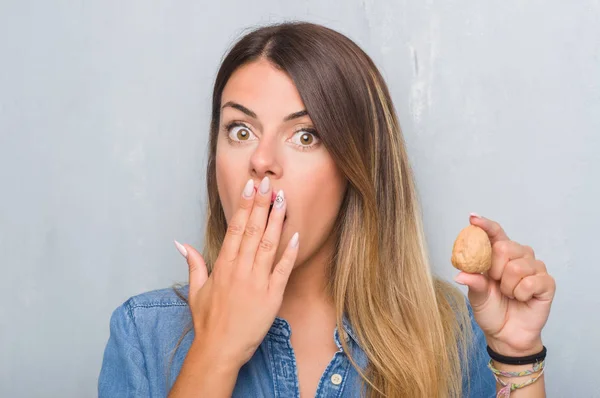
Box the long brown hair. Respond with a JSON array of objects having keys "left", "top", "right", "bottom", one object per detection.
[{"left": 175, "top": 21, "right": 473, "bottom": 397}]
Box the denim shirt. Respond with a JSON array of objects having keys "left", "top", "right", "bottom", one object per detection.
[{"left": 98, "top": 286, "right": 496, "bottom": 397}]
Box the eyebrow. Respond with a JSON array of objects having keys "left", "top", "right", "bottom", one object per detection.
[
  {"left": 283, "top": 110, "right": 309, "bottom": 122},
  {"left": 221, "top": 101, "right": 308, "bottom": 122}
]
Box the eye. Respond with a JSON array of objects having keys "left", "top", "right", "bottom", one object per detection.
[
  {"left": 290, "top": 129, "right": 320, "bottom": 148},
  {"left": 227, "top": 123, "right": 257, "bottom": 142}
]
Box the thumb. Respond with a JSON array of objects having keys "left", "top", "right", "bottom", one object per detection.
[
  {"left": 469, "top": 213, "right": 510, "bottom": 245},
  {"left": 174, "top": 240, "right": 209, "bottom": 292},
  {"left": 454, "top": 271, "right": 491, "bottom": 307}
]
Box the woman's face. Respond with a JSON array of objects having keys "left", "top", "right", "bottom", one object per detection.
[{"left": 216, "top": 58, "right": 347, "bottom": 267}]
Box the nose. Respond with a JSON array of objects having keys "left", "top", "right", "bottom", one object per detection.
[{"left": 249, "top": 136, "right": 283, "bottom": 179}]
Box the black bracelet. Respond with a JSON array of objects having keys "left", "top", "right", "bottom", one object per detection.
[{"left": 486, "top": 345, "right": 547, "bottom": 366}]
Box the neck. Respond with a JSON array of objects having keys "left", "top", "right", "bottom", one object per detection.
[{"left": 277, "top": 234, "right": 336, "bottom": 331}]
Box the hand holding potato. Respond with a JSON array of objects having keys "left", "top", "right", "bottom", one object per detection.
[{"left": 453, "top": 214, "right": 556, "bottom": 357}]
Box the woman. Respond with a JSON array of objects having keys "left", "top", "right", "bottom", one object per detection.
[{"left": 99, "top": 22, "right": 555, "bottom": 397}]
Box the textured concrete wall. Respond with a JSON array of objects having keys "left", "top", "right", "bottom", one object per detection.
[{"left": 1, "top": 1, "right": 598, "bottom": 396}]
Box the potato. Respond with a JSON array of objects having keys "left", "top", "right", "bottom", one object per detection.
[{"left": 451, "top": 225, "right": 492, "bottom": 273}]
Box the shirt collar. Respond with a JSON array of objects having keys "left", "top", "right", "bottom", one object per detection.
[
  {"left": 268, "top": 315, "right": 360, "bottom": 349},
  {"left": 179, "top": 285, "right": 361, "bottom": 350}
]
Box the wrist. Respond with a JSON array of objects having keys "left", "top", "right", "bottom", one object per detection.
[
  {"left": 169, "top": 339, "right": 241, "bottom": 398},
  {"left": 189, "top": 338, "right": 244, "bottom": 374}
]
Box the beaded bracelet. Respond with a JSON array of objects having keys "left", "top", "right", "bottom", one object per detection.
[
  {"left": 493, "top": 368, "right": 545, "bottom": 397},
  {"left": 488, "top": 359, "right": 545, "bottom": 397},
  {"left": 488, "top": 359, "right": 545, "bottom": 377}
]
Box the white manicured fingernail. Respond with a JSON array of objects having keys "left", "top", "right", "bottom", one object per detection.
[
  {"left": 243, "top": 179, "right": 254, "bottom": 198},
  {"left": 290, "top": 232, "right": 299, "bottom": 248},
  {"left": 174, "top": 240, "right": 188, "bottom": 258},
  {"left": 274, "top": 190, "right": 284, "bottom": 209},
  {"left": 470, "top": 212, "right": 482, "bottom": 219},
  {"left": 259, "top": 176, "right": 270, "bottom": 194}
]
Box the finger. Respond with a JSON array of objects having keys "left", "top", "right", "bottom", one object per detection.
[
  {"left": 175, "top": 241, "right": 208, "bottom": 298},
  {"left": 513, "top": 273, "right": 556, "bottom": 302},
  {"left": 220, "top": 178, "right": 256, "bottom": 264},
  {"left": 454, "top": 271, "right": 492, "bottom": 307},
  {"left": 269, "top": 232, "right": 299, "bottom": 298},
  {"left": 253, "top": 189, "right": 286, "bottom": 278},
  {"left": 499, "top": 258, "right": 537, "bottom": 299},
  {"left": 237, "top": 176, "right": 273, "bottom": 272},
  {"left": 489, "top": 240, "right": 534, "bottom": 281},
  {"left": 469, "top": 214, "right": 510, "bottom": 244}
]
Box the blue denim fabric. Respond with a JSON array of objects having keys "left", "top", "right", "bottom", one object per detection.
[{"left": 98, "top": 286, "right": 496, "bottom": 397}]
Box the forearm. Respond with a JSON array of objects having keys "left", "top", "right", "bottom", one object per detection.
[
  {"left": 493, "top": 361, "right": 545, "bottom": 397},
  {"left": 168, "top": 340, "right": 241, "bottom": 398}
]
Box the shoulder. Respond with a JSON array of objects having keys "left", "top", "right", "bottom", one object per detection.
[
  {"left": 462, "top": 300, "right": 497, "bottom": 397},
  {"left": 100, "top": 286, "right": 193, "bottom": 396},
  {"left": 109, "top": 285, "right": 192, "bottom": 337},
  {"left": 433, "top": 280, "right": 496, "bottom": 396},
  {"left": 105, "top": 285, "right": 193, "bottom": 360},
  {"left": 125, "top": 285, "right": 189, "bottom": 309}
]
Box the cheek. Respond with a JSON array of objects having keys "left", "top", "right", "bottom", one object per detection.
[
  {"left": 294, "top": 156, "right": 346, "bottom": 230},
  {"left": 215, "top": 149, "right": 245, "bottom": 222}
]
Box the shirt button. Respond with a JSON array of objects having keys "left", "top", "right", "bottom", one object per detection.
[{"left": 331, "top": 374, "right": 343, "bottom": 385}]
